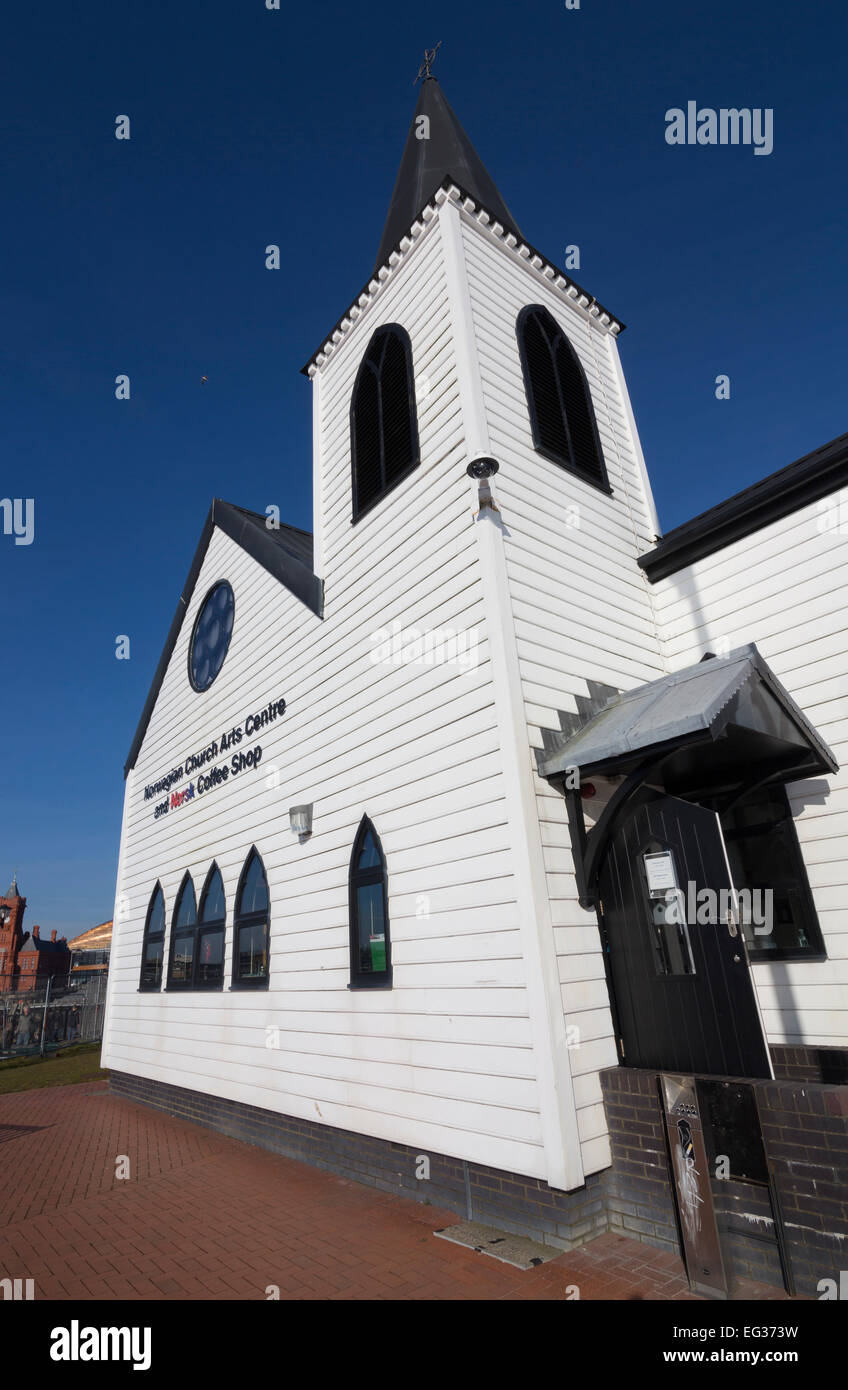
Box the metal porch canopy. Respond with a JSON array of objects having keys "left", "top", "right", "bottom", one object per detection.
[
  {"left": 539, "top": 645, "right": 838, "bottom": 910},
  {"left": 539, "top": 644, "right": 837, "bottom": 792}
]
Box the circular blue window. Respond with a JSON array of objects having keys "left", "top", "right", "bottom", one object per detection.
[{"left": 189, "top": 581, "right": 235, "bottom": 692}]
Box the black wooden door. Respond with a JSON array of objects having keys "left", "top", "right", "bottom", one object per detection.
[{"left": 598, "top": 791, "right": 772, "bottom": 1078}]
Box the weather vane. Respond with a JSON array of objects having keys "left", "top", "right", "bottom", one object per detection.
[{"left": 414, "top": 41, "right": 442, "bottom": 85}]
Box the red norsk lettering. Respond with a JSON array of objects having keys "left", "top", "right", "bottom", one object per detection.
[{"left": 231, "top": 746, "right": 262, "bottom": 775}]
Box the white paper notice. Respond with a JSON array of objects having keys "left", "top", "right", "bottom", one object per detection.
[{"left": 644, "top": 851, "right": 676, "bottom": 893}]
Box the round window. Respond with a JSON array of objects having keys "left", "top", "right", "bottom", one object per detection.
[{"left": 188, "top": 581, "right": 235, "bottom": 692}]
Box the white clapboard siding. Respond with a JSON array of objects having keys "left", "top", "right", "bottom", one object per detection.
[
  {"left": 457, "top": 212, "right": 667, "bottom": 1171},
  {"left": 650, "top": 491, "right": 848, "bottom": 1046},
  {"left": 104, "top": 213, "right": 567, "bottom": 1185}
]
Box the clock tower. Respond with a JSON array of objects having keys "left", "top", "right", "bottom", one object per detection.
[{"left": 0, "top": 874, "right": 26, "bottom": 991}]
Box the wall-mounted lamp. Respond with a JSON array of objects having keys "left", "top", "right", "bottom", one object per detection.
[{"left": 289, "top": 804, "right": 313, "bottom": 839}]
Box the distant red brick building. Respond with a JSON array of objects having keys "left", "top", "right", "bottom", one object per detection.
[{"left": 0, "top": 875, "right": 71, "bottom": 992}]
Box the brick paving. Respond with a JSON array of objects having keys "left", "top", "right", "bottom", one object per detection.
[{"left": 0, "top": 1081, "right": 796, "bottom": 1301}]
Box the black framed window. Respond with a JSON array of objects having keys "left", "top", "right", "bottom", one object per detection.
[
  {"left": 351, "top": 324, "right": 419, "bottom": 522},
  {"left": 715, "top": 784, "right": 826, "bottom": 961},
  {"left": 139, "top": 883, "right": 166, "bottom": 991},
  {"left": 233, "top": 848, "right": 269, "bottom": 986},
  {"left": 196, "top": 863, "right": 227, "bottom": 990},
  {"left": 638, "top": 840, "right": 696, "bottom": 977},
  {"left": 188, "top": 580, "right": 235, "bottom": 692},
  {"left": 167, "top": 873, "right": 198, "bottom": 988},
  {"left": 349, "top": 816, "right": 391, "bottom": 989},
  {"left": 516, "top": 304, "right": 610, "bottom": 492}
]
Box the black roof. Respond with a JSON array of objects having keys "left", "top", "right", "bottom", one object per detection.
[
  {"left": 374, "top": 75, "right": 522, "bottom": 273},
  {"left": 640, "top": 431, "right": 848, "bottom": 582},
  {"left": 18, "top": 933, "right": 69, "bottom": 954},
  {"left": 303, "top": 78, "right": 624, "bottom": 376},
  {"left": 124, "top": 500, "right": 322, "bottom": 777}
]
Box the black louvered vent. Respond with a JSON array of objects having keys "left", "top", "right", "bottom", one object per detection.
[
  {"left": 518, "top": 306, "right": 608, "bottom": 491},
  {"left": 354, "top": 363, "right": 382, "bottom": 510},
  {"left": 524, "top": 311, "right": 570, "bottom": 464},
  {"left": 351, "top": 325, "right": 419, "bottom": 521}
]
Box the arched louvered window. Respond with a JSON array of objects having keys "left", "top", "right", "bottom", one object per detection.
[
  {"left": 516, "top": 305, "right": 610, "bottom": 492},
  {"left": 233, "top": 848, "right": 270, "bottom": 986},
  {"left": 196, "top": 863, "right": 227, "bottom": 989},
  {"left": 139, "top": 883, "right": 166, "bottom": 991},
  {"left": 348, "top": 816, "right": 391, "bottom": 988},
  {"left": 351, "top": 325, "right": 419, "bottom": 521},
  {"left": 167, "top": 873, "right": 197, "bottom": 988}
]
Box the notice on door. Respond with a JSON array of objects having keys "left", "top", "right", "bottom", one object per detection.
[{"left": 644, "top": 851, "right": 677, "bottom": 895}]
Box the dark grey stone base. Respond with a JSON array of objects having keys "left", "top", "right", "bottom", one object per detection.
[{"left": 108, "top": 1070, "right": 609, "bottom": 1252}]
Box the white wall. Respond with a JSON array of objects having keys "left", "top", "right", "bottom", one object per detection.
[
  {"left": 650, "top": 490, "right": 848, "bottom": 1048},
  {"left": 104, "top": 214, "right": 564, "bottom": 1184}
]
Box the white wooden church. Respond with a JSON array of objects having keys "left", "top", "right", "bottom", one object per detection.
[{"left": 102, "top": 65, "right": 848, "bottom": 1295}]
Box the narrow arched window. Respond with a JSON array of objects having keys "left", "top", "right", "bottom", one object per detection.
[
  {"left": 516, "top": 305, "right": 610, "bottom": 491},
  {"left": 167, "top": 873, "right": 197, "bottom": 987},
  {"left": 197, "top": 863, "right": 227, "bottom": 989},
  {"left": 139, "top": 883, "right": 166, "bottom": 991},
  {"left": 349, "top": 816, "right": 391, "bottom": 988},
  {"left": 351, "top": 325, "right": 419, "bottom": 521},
  {"left": 233, "top": 848, "right": 270, "bottom": 986}
]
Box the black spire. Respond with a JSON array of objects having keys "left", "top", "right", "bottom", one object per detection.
[
  {"left": 6, "top": 872, "right": 20, "bottom": 899},
  {"left": 374, "top": 74, "right": 522, "bottom": 272}
]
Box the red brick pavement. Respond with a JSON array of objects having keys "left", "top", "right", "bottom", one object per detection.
[{"left": 0, "top": 1081, "right": 795, "bottom": 1301}]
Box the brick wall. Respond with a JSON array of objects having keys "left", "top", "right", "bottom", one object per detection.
[
  {"left": 758, "top": 1078, "right": 848, "bottom": 1297},
  {"left": 109, "top": 1071, "right": 610, "bottom": 1251},
  {"left": 599, "top": 1068, "right": 681, "bottom": 1252},
  {"left": 601, "top": 1065, "right": 848, "bottom": 1296},
  {"left": 770, "top": 1044, "right": 848, "bottom": 1086}
]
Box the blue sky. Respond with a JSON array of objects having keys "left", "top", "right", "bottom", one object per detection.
[{"left": 1, "top": 0, "right": 845, "bottom": 935}]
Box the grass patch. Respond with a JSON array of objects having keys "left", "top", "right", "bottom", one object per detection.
[{"left": 0, "top": 1043, "right": 107, "bottom": 1094}]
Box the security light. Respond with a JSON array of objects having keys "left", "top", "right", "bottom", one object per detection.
[
  {"left": 466, "top": 456, "right": 499, "bottom": 480},
  {"left": 289, "top": 804, "right": 313, "bottom": 838}
]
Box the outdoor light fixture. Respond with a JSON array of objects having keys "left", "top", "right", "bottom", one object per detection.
[
  {"left": 289, "top": 804, "right": 313, "bottom": 839},
  {"left": 466, "top": 456, "right": 499, "bottom": 480}
]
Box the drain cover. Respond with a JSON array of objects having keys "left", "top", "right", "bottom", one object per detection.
[{"left": 433, "top": 1220, "right": 560, "bottom": 1269}]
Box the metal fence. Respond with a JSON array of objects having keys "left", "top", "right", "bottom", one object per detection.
[{"left": 0, "top": 973, "right": 106, "bottom": 1058}]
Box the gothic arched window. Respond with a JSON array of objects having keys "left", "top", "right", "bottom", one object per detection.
[
  {"left": 351, "top": 325, "right": 419, "bottom": 521},
  {"left": 197, "top": 863, "right": 227, "bottom": 989},
  {"left": 348, "top": 816, "right": 391, "bottom": 988},
  {"left": 139, "top": 883, "right": 166, "bottom": 991},
  {"left": 233, "top": 848, "right": 270, "bottom": 986},
  {"left": 516, "top": 305, "right": 610, "bottom": 491},
  {"left": 167, "top": 873, "right": 197, "bottom": 988}
]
